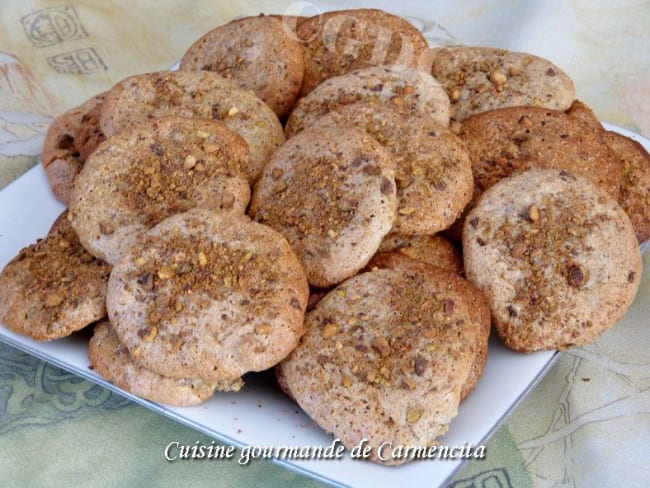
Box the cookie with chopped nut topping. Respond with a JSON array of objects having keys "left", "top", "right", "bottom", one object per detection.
[
  {"left": 285, "top": 65, "right": 450, "bottom": 137},
  {"left": 89, "top": 320, "right": 242, "bottom": 406},
  {"left": 296, "top": 8, "right": 429, "bottom": 96},
  {"left": 249, "top": 126, "right": 397, "bottom": 287},
  {"left": 428, "top": 46, "right": 575, "bottom": 121},
  {"left": 280, "top": 269, "right": 476, "bottom": 464},
  {"left": 459, "top": 106, "right": 622, "bottom": 200},
  {"left": 107, "top": 208, "right": 309, "bottom": 382},
  {"left": 69, "top": 116, "right": 251, "bottom": 265},
  {"left": 0, "top": 211, "right": 111, "bottom": 341},
  {"left": 463, "top": 168, "right": 642, "bottom": 352},
  {"left": 180, "top": 15, "right": 304, "bottom": 118},
  {"left": 41, "top": 92, "right": 106, "bottom": 204},
  {"left": 602, "top": 130, "right": 650, "bottom": 243},
  {"left": 99, "top": 70, "right": 285, "bottom": 182},
  {"left": 307, "top": 103, "right": 473, "bottom": 235}
]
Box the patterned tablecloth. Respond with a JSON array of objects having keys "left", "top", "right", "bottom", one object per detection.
[{"left": 1, "top": 1, "right": 649, "bottom": 487}]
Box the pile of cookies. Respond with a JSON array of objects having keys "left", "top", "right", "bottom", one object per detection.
[{"left": 1, "top": 8, "right": 647, "bottom": 465}]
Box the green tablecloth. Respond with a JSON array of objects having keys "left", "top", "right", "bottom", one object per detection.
[{"left": 1, "top": 1, "right": 649, "bottom": 486}]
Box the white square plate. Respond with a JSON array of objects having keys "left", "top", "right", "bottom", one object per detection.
[{"left": 0, "top": 123, "right": 646, "bottom": 487}]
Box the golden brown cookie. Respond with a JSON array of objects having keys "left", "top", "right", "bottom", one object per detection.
[
  {"left": 89, "top": 321, "right": 242, "bottom": 406},
  {"left": 249, "top": 126, "right": 397, "bottom": 287},
  {"left": 307, "top": 103, "right": 473, "bottom": 235},
  {"left": 41, "top": 93, "right": 106, "bottom": 204},
  {"left": 463, "top": 168, "right": 642, "bottom": 352},
  {"left": 428, "top": 45, "right": 575, "bottom": 121},
  {"left": 69, "top": 116, "right": 251, "bottom": 265},
  {"left": 99, "top": 70, "right": 284, "bottom": 182},
  {"left": 280, "top": 269, "right": 476, "bottom": 464},
  {"left": 180, "top": 15, "right": 304, "bottom": 118},
  {"left": 458, "top": 106, "right": 622, "bottom": 200},
  {"left": 296, "top": 8, "right": 429, "bottom": 96},
  {"left": 0, "top": 211, "right": 111, "bottom": 341},
  {"left": 107, "top": 208, "right": 309, "bottom": 382},
  {"left": 285, "top": 65, "right": 450, "bottom": 137},
  {"left": 602, "top": 130, "right": 650, "bottom": 243}
]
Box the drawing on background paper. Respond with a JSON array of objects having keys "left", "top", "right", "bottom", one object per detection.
[
  {"left": 0, "top": 343, "right": 130, "bottom": 436},
  {"left": 448, "top": 467, "right": 514, "bottom": 488},
  {"left": 47, "top": 48, "right": 107, "bottom": 75},
  {"left": 514, "top": 346, "right": 650, "bottom": 486},
  {"left": 21, "top": 5, "right": 88, "bottom": 48},
  {"left": 0, "top": 51, "right": 55, "bottom": 158}
]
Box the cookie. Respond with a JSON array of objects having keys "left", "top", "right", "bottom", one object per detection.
[
  {"left": 249, "top": 126, "right": 397, "bottom": 287},
  {"left": 99, "top": 70, "right": 285, "bottom": 182},
  {"left": 69, "top": 116, "right": 251, "bottom": 265},
  {"left": 180, "top": 15, "right": 304, "bottom": 118},
  {"left": 107, "top": 208, "right": 309, "bottom": 382},
  {"left": 296, "top": 8, "right": 429, "bottom": 96},
  {"left": 307, "top": 103, "right": 473, "bottom": 235},
  {"left": 463, "top": 168, "right": 642, "bottom": 352},
  {"left": 428, "top": 46, "right": 575, "bottom": 121},
  {"left": 375, "top": 232, "right": 463, "bottom": 274},
  {"left": 285, "top": 65, "right": 450, "bottom": 137},
  {"left": 41, "top": 92, "right": 106, "bottom": 204},
  {"left": 602, "top": 130, "right": 650, "bottom": 243},
  {"left": 0, "top": 211, "right": 111, "bottom": 341},
  {"left": 89, "top": 321, "right": 242, "bottom": 406},
  {"left": 280, "top": 269, "right": 476, "bottom": 464},
  {"left": 458, "top": 106, "right": 622, "bottom": 200},
  {"left": 363, "top": 255, "right": 490, "bottom": 401}
]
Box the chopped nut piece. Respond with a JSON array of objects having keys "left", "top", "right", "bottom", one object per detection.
[
  {"left": 489, "top": 70, "right": 508, "bottom": 85},
  {"left": 342, "top": 376, "right": 352, "bottom": 387},
  {"left": 198, "top": 251, "right": 208, "bottom": 267},
  {"left": 443, "top": 299, "right": 455, "bottom": 315},
  {"left": 255, "top": 323, "right": 272, "bottom": 335},
  {"left": 567, "top": 264, "right": 589, "bottom": 288},
  {"left": 414, "top": 356, "right": 428, "bottom": 376},
  {"left": 197, "top": 130, "right": 211, "bottom": 138},
  {"left": 322, "top": 323, "right": 339, "bottom": 339},
  {"left": 44, "top": 292, "right": 63, "bottom": 308},
  {"left": 183, "top": 155, "right": 197, "bottom": 170},
  {"left": 99, "top": 221, "right": 115, "bottom": 235},
  {"left": 135, "top": 256, "right": 148, "bottom": 267},
  {"left": 228, "top": 106, "right": 239, "bottom": 116},
  {"left": 371, "top": 336, "right": 391, "bottom": 356},
  {"left": 142, "top": 326, "right": 158, "bottom": 342},
  {"left": 406, "top": 406, "right": 424, "bottom": 423},
  {"left": 202, "top": 142, "right": 220, "bottom": 153},
  {"left": 157, "top": 266, "right": 175, "bottom": 279},
  {"left": 398, "top": 207, "right": 417, "bottom": 216},
  {"left": 404, "top": 378, "right": 417, "bottom": 390},
  {"left": 379, "top": 366, "right": 390, "bottom": 379}
]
